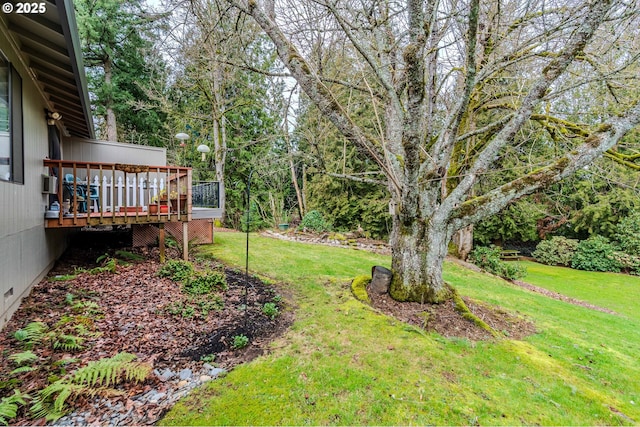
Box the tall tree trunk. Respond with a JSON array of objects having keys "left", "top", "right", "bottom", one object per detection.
[
  {"left": 215, "top": 115, "right": 226, "bottom": 222},
  {"left": 452, "top": 225, "right": 474, "bottom": 261},
  {"left": 104, "top": 59, "right": 118, "bottom": 142},
  {"left": 212, "top": 65, "right": 227, "bottom": 222},
  {"left": 389, "top": 214, "right": 452, "bottom": 303}
]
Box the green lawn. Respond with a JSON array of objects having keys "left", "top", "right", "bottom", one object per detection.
[
  {"left": 162, "top": 233, "right": 640, "bottom": 425},
  {"left": 520, "top": 260, "right": 640, "bottom": 319}
]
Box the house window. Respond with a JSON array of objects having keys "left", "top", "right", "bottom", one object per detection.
[{"left": 0, "top": 52, "right": 23, "bottom": 183}]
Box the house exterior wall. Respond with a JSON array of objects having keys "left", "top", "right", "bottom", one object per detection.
[
  {"left": 0, "top": 32, "right": 70, "bottom": 329},
  {"left": 62, "top": 137, "right": 166, "bottom": 166}
]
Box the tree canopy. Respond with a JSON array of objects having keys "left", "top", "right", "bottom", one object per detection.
[{"left": 231, "top": 0, "right": 640, "bottom": 302}]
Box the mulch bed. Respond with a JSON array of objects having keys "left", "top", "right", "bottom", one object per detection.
[
  {"left": 368, "top": 290, "right": 537, "bottom": 341},
  {"left": 0, "top": 245, "right": 293, "bottom": 424}
]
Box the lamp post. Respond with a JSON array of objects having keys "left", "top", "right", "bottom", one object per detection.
[{"left": 175, "top": 132, "right": 190, "bottom": 166}]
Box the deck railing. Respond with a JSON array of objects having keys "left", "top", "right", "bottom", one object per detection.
[{"left": 43, "top": 159, "right": 192, "bottom": 226}]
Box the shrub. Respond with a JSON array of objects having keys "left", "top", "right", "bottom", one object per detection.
[
  {"left": 614, "top": 211, "right": 640, "bottom": 255},
  {"left": 532, "top": 236, "right": 579, "bottom": 266},
  {"left": 262, "top": 302, "right": 279, "bottom": 319},
  {"left": 183, "top": 270, "right": 227, "bottom": 295},
  {"left": 469, "top": 246, "right": 526, "bottom": 280},
  {"left": 571, "top": 235, "right": 621, "bottom": 272},
  {"left": 157, "top": 260, "right": 194, "bottom": 283},
  {"left": 231, "top": 334, "right": 249, "bottom": 349},
  {"left": 300, "top": 210, "right": 331, "bottom": 232},
  {"left": 612, "top": 251, "right": 640, "bottom": 275}
]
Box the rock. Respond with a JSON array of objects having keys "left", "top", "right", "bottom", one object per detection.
[
  {"left": 370, "top": 265, "right": 392, "bottom": 294},
  {"left": 177, "top": 380, "right": 189, "bottom": 387},
  {"left": 203, "top": 363, "right": 215, "bottom": 371},
  {"left": 178, "top": 368, "right": 193, "bottom": 380},
  {"left": 157, "top": 368, "right": 175, "bottom": 382},
  {"left": 199, "top": 375, "right": 212, "bottom": 382},
  {"left": 209, "top": 367, "right": 226, "bottom": 378},
  {"left": 148, "top": 392, "right": 166, "bottom": 404}
]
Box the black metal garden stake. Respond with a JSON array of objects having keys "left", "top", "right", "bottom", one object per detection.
[{"left": 244, "top": 169, "right": 254, "bottom": 331}]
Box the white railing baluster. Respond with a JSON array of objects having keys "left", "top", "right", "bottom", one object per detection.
[
  {"left": 139, "top": 177, "right": 145, "bottom": 206},
  {"left": 102, "top": 176, "right": 109, "bottom": 212},
  {"left": 117, "top": 176, "right": 123, "bottom": 210}
]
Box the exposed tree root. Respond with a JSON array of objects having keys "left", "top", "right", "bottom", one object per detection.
[{"left": 449, "top": 285, "right": 502, "bottom": 339}]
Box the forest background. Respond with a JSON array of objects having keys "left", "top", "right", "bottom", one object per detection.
[{"left": 75, "top": 0, "right": 640, "bottom": 254}]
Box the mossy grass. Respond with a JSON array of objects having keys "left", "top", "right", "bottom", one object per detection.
[
  {"left": 162, "top": 233, "right": 640, "bottom": 425},
  {"left": 350, "top": 275, "right": 371, "bottom": 303}
]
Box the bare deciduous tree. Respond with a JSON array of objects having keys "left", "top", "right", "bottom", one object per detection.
[{"left": 231, "top": 0, "right": 640, "bottom": 302}]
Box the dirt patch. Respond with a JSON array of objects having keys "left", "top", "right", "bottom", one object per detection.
[
  {"left": 368, "top": 288, "right": 537, "bottom": 341},
  {"left": 0, "top": 246, "right": 293, "bottom": 424}
]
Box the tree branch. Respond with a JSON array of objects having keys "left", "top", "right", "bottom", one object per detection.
[
  {"left": 326, "top": 172, "right": 388, "bottom": 186},
  {"left": 451, "top": 102, "right": 640, "bottom": 229},
  {"left": 442, "top": 0, "right": 615, "bottom": 214},
  {"left": 237, "top": 0, "right": 401, "bottom": 194}
]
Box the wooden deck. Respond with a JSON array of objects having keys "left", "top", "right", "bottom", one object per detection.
[
  {"left": 45, "top": 209, "right": 189, "bottom": 228},
  {"left": 43, "top": 159, "right": 192, "bottom": 229}
]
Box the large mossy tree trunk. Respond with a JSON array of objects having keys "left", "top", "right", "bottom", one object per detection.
[{"left": 389, "top": 214, "right": 452, "bottom": 303}]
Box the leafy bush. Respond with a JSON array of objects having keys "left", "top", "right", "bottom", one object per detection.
[
  {"left": 612, "top": 251, "right": 640, "bottom": 275},
  {"left": 262, "top": 302, "right": 279, "bottom": 319},
  {"left": 157, "top": 260, "right": 194, "bottom": 283},
  {"left": 614, "top": 210, "right": 640, "bottom": 255},
  {"left": 300, "top": 210, "right": 332, "bottom": 232},
  {"left": 232, "top": 334, "right": 249, "bottom": 349},
  {"left": 571, "top": 235, "right": 621, "bottom": 272},
  {"left": 532, "top": 236, "right": 579, "bottom": 266},
  {"left": 469, "top": 246, "right": 526, "bottom": 280},
  {"left": 183, "top": 270, "right": 227, "bottom": 295}
]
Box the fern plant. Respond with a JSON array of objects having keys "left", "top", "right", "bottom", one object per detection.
[
  {"left": 8, "top": 350, "right": 39, "bottom": 375},
  {"left": 72, "top": 353, "right": 151, "bottom": 387},
  {"left": 30, "top": 353, "right": 152, "bottom": 421},
  {"left": 114, "top": 250, "right": 144, "bottom": 262},
  {"left": 0, "top": 390, "right": 30, "bottom": 426},
  {"left": 52, "top": 334, "right": 85, "bottom": 352},
  {"left": 8, "top": 350, "right": 38, "bottom": 366},
  {"left": 13, "top": 322, "right": 48, "bottom": 349},
  {"left": 30, "top": 382, "right": 102, "bottom": 421}
]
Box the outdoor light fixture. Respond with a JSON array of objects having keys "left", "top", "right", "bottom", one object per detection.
[
  {"left": 175, "top": 132, "right": 190, "bottom": 147},
  {"left": 196, "top": 144, "right": 210, "bottom": 161},
  {"left": 46, "top": 110, "right": 62, "bottom": 125}
]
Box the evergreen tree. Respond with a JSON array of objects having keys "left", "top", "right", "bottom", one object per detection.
[{"left": 75, "top": 0, "right": 166, "bottom": 145}]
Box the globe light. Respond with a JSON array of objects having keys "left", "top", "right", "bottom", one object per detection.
[{"left": 197, "top": 144, "right": 210, "bottom": 161}]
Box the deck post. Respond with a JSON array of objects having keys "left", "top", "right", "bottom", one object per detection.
[
  {"left": 182, "top": 221, "right": 188, "bottom": 261},
  {"left": 159, "top": 223, "right": 165, "bottom": 263}
]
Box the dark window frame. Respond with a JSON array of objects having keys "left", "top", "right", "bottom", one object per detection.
[{"left": 0, "top": 51, "right": 24, "bottom": 184}]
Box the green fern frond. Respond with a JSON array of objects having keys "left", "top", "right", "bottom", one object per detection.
[
  {"left": 10, "top": 366, "right": 36, "bottom": 375},
  {"left": 0, "top": 390, "right": 30, "bottom": 426},
  {"left": 13, "top": 322, "right": 48, "bottom": 349},
  {"left": 52, "top": 335, "right": 85, "bottom": 352},
  {"left": 71, "top": 353, "right": 151, "bottom": 388},
  {"left": 30, "top": 382, "right": 86, "bottom": 421},
  {"left": 115, "top": 250, "right": 144, "bottom": 261},
  {"left": 95, "top": 253, "right": 109, "bottom": 264},
  {"left": 8, "top": 350, "right": 38, "bottom": 366},
  {"left": 65, "top": 293, "right": 75, "bottom": 305}
]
